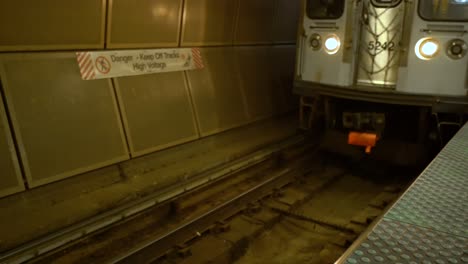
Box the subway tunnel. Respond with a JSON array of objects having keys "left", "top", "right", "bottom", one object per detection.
[
  {"left": 0, "top": 0, "right": 302, "bottom": 261},
  {"left": 1, "top": 1, "right": 467, "bottom": 263}
]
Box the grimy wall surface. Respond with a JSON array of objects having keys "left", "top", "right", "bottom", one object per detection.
[{"left": 0, "top": 0, "right": 300, "bottom": 197}]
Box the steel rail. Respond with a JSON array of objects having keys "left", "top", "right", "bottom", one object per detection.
[
  {"left": 111, "top": 158, "right": 312, "bottom": 263},
  {"left": 0, "top": 135, "right": 305, "bottom": 264}
]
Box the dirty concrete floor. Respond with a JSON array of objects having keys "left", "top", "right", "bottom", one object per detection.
[
  {"left": 155, "top": 160, "right": 410, "bottom": 264},
  {"left": 234, "top": 173, "right": 404, "bottom": 264},
  {"left": 0, "top": 115, "right": 297, "bottom": 252},
  {"left": 235, "top": 219, "right": 342, "bottom": 264}
]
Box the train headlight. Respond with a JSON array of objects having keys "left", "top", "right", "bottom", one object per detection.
[
  {"left": 415, "top": 38, "right": 440, "bottom": 60},
  {"left": 447, "top": 39, "right": 467, "bottom": 60},
  {"left": 324, "top": 35, "right": 341, "bottom": 55}
]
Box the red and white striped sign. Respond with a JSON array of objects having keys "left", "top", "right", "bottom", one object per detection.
[
  {"left": 191, "top": 48, "right": 204, "bottom": 69},
  {"left": 77, "top": 52, "right": 96, "bottom": 80},
  {"left": 76, "top": 48, "right": 204, "bottom": 80}
]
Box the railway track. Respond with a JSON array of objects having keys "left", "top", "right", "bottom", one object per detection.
[
  {"left": 10, "top": 135, "right": 416, "bottom": 264},
  {"left": 153, "top": 159, "right": 411, "bottom": 264},
  {"left": 16, "top": 135, "right": 311, "bottom": 263}
]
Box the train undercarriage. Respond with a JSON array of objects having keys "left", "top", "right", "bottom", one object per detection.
[{"left": 296, "top": 81, "right": 468, "bottom": 166}]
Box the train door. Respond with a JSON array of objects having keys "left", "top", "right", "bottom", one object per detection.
[
  {"left": 396, "top": 0, "right": 468, "bottom": 95},
  {"left": 355, "top": 0, "right": 407, "bottom": 88},
  {"left": 297, "top": 0, "right": 354, "bottom": 87}
]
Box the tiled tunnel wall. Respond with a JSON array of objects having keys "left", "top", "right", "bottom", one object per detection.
[{"left": 0, "top": 0, "right": 300, "bottom": 197}]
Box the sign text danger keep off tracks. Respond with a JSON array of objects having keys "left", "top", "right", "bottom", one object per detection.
[{"left": 76, "top": 48, "right": 204, "bottom": 80}]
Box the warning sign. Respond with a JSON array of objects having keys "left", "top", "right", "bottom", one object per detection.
[
  {"left": 76, "top": 48, "right": 204, "bottom": 80},
  {"left": 95, "top": 56, "right": 111, "bottom": 74}
]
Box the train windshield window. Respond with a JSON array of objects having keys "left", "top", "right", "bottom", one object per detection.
[
  {"left": 306, "top": 0, "right": 345, "bottom": 19},
  {"left": 419, "top": 0, "right": 468, "bottom": 21}
]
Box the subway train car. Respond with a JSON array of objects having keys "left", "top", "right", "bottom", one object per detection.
[{"left": 295, "top": 0, "right": 468, "bottom": 158}]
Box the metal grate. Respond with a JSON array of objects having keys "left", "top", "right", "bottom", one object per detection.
[
  {"left": 345, "top": 218, "right": 468, "bottom": 264},
  {"left": 344, "top": 123, "right": 468, "bottom": 263},
  {"left": 441, "top": 132, "right": 468, "bottom": 162}
]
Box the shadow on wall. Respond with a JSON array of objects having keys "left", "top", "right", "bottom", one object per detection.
[{"left": 0, "top": 0, "right": 300, "bottom": 195}]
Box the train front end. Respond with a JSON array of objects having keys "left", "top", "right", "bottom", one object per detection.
[
  {"left": 295, "top": 0, "right": 468, "bottom": 161},
  {"left": 296, "top": 0, "right": 468, "bottom": 102}
]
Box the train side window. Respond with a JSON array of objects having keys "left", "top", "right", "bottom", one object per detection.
[
  {"left": 419, "top": 0, "right": 468, "bottom": 22},
  {"left": 306, "top": 0, "right": 345, "bottom": 19}
]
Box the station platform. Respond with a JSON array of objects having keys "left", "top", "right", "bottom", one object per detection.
[{"left": 338, "top": 122, "right": 468, "bottom": 263}]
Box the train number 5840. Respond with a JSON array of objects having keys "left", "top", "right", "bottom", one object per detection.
[{"left": 368, "top": 41, "right": 395, "bottom": 52}]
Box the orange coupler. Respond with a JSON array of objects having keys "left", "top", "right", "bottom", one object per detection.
[{"left": 348, "top": 132, "right": 378, "bottom": 154}]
